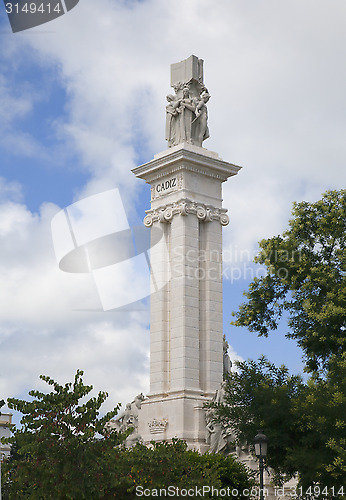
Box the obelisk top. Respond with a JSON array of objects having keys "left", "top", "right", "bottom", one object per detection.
[{"left": 170, "top": 55, "right": 204, "bottom": 90}]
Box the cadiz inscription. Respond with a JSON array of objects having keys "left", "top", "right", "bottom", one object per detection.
[
  {"left": 156, "top": 177, "right": 177, "bottom": 193},
  {"left": 151, "top": 174, "right": 183, "bottom": 201}
]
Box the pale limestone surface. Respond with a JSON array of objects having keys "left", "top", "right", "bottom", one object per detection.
[{"left": 132, "top": 143, "right": 241, "bottom": 451}]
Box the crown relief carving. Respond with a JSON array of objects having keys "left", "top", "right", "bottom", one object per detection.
[
  {"left": 148, "top": 418, "right": 168, "bottom": 434},
  {"left": 143, "top": 200, "right": 229, "bottom": 227}
]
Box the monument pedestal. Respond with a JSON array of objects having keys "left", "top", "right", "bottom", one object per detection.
[
  {"left": 138, "top": 391, "right": 210, "bottom": 452},
  {"left": 133, "top": 143, "right": 241, "bottom": 450}
]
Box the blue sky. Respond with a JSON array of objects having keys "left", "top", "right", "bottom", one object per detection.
[
  {"left": 0, "top": 0, "right": 345, "bottom": 422},
  {"left": 0, "top": 45, "right": 89, "bottom": 211}
]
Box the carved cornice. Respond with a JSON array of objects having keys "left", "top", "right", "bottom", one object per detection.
[
  {"left": 132, "top": 144, "right": 241, "bottom": 183},
  {"left": 148, "top": 418, "right": 168, "bottom": 434},
  {"left": 143, "top": 199, "right": 230, "bottom": 227},
  {"left": 145, "top": 162, "right": 229, "bottom": 184}
]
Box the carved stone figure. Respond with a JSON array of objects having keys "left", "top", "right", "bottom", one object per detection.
[
  {"left": 206, "top": 382, "right": 230, "bottom": 454},
  {"left": 123, "top": 393, "right": 145, "bottom": 447},
  {"left": 215, "top": 381, "right": 226, "bottom": 403},
  {"left": 205, "top": 408, "right": 228, "bottom": 454},
  {"left": 166, "top": 55, "right": 211, "bottom": 148},
  {"left": 178, "top": 86, "right": 196, "bottom": 144},
  {"left": 132, "top": 393, "right": 145, "bottom": 420},
  {"left": 165, "top": 94, "right": 180, "bottom": 147},
  {"left": 223, "top": 335, "right": 232, "bottom": 379},
  {"left": 105, "top": 393, "right": 145, "bottom": 448},
  {"left": 193, "top": 91, "right": 210, "bottom": 147},
  {"left": 119, "top": 403, "right": 134, "bottom": 432},
  {"left": 205, "top": 381, "right": 237, "bottom": 455}
]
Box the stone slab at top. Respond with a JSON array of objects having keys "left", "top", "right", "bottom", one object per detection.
[
  {"left": 132, "top": 143, "right": 242, "bottom": 184},
  {"left": 170, "top": 55, "right": 204, "bottom": 87}
]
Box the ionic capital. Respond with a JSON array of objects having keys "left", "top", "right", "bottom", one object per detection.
[{"left": 143, "top": 199, "right": 229, "bottom": 227}]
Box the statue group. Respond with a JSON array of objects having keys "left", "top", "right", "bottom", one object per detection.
[
  {"left": 105, "top": 393, "right": 145, "bottom": 448},
  {"left": 165, "top": 85, "right": 210, "bottom": 148}
]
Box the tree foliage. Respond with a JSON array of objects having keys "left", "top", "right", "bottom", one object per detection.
[
  {"left": 232, "top": 189, "right": 345, "bottom": 373},
  {"left": 116, "top": 439, "right": 254, "bottom": 499},
  {"left": 1, "top": 370, "right": 124, "bottom": 499},
  {"left": 293, "top": 354, "right": 346, "bottom": 491},
  {"left": 209, "top": 357, "right": 346, "bottom": 493},
  {"left": 221, "top": 190, "right": 346, "bottom": 495},
  {"left": 1, "top": 371, "right": 254, "bottom": 499},
  {"left": 208, "top": 357, "right": 305, "bottom": 484}
]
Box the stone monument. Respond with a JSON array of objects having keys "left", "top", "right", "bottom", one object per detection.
[{"left": 132, "top": 55, "right": 241, "bottom": 451}]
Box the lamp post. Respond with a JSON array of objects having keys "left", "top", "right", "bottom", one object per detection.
[
  {"left": 254, "top": 430, "right": 268, "bottom": 500},
  {"left": 0, "top": 448, "right": 3, "bottom": 500},
  {"left": 0, "top": 400, "right": 5, "bottom": 500}
]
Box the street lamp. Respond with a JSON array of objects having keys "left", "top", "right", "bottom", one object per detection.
[
  {"left": 254, "top": 430, "right": 268, "bottom": 500},
  {"left": 0, "top": 448, "right": 3, "bottom": 500},
  {"left": 0, "top": 400, "right": 6, "bottom": 500}
]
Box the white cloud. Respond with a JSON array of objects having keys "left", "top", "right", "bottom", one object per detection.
[
  {"left": 0, "top": 183, "right": 150, "bottom": 418},
  {"left": 0, "top": 320, "right": 149, "bottom": 415},
  {"left": 228, "top": 345, "right": 244, "bottom": 370}
]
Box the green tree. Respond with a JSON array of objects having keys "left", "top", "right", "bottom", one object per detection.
[
  {"left": 2, "top": 372, "right": 255, "bottom": 499},
  {"left": 1, "top": 370, "right": 125, "bottom": 499},
  {"left": 208, "top": 357, "right": 305, "bottom": 484},
  {"left": 209, "top": 357, "right": 346, "bottom": 493},
  {"left": 219, "top": 190, "right": 346, "bottom": 494},
  {"left": 292, "top": 354, "right": 346, "bottom": 492},
  {"left": 114, "top": 439, "right": 255, "bottom": 499},
  {"left": 232, "top": 189, "right": 345, "bottom": 374}
]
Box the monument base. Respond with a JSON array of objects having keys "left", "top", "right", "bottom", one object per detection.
[{"left": 138, "top": 390, "right": 210, "bottom": 453}]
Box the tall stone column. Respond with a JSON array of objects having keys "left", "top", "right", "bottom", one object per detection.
[{"left": 133, "top": 142, "right": 241, "bottom": 450}]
